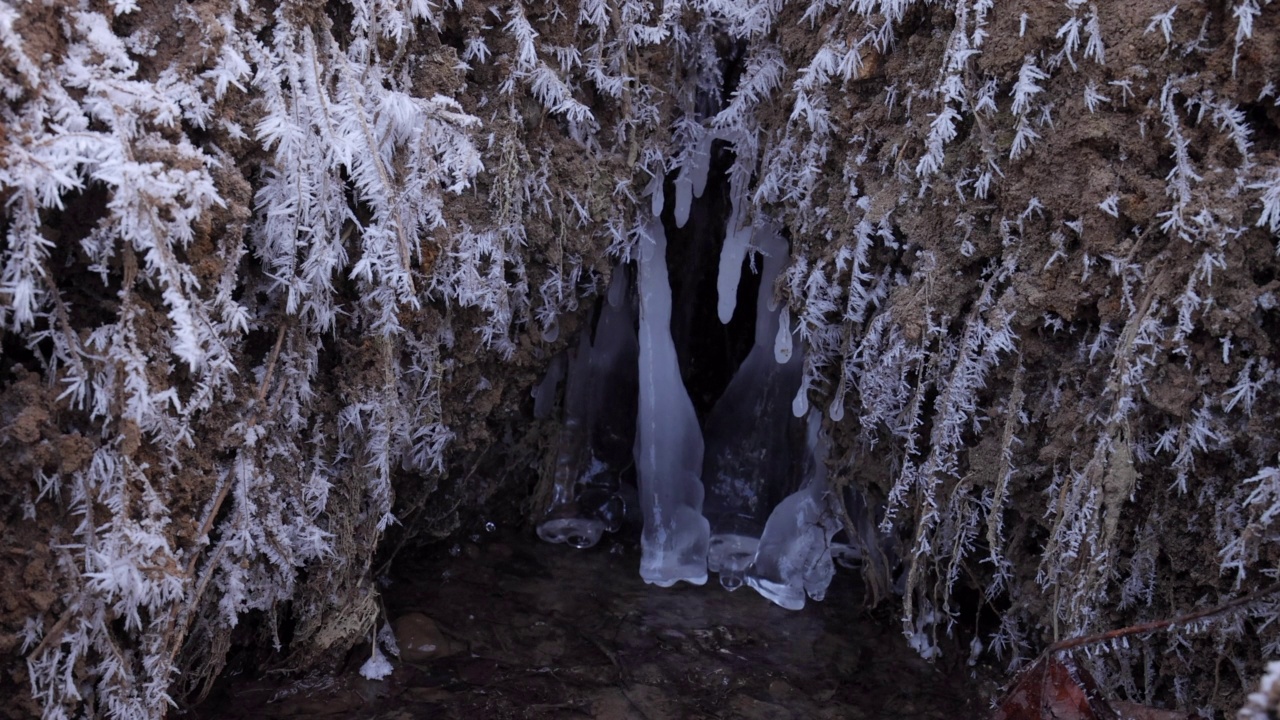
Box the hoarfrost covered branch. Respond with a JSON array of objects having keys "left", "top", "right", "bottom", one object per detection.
[{"left": 2, "top": 0, "right": 1280, "bottom": 717}]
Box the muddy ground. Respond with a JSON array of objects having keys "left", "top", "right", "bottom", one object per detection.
[{"left": 189, "top": 528, "right": 984, "bottom": 719}]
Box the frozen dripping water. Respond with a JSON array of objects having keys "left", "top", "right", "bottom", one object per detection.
[
  {"left": 707, "top": 533, "right": 758, "bottom": 591},
  {"left": 586, "top": 264, "right": 640, "bottom": 478},
  {"left": 674, "top": 129, "right": 714, "bottom": 228},
  {"left": 716, "top": 174, "right": 752, "bottom": 324},
  {"left": 538, "top": 517, "right": 606, "bottom": 549},
  {"left": 635, "top": 216, "right": 709, "bottom": 587},
  {"left": 536, "top": 397, "right": 613, "bottom": 549},
  {"left": 703, "top": 224, "right": 803, "bottom": 591},
  {"left": 537, "top": 265, "right": 637, "bottom": 550},
  {"left": 747, "top": 411, "right": 841, "bottom": 610}
]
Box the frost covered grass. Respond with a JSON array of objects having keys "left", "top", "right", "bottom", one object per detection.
[{"left": 2, "top": 0, "right": 1280, "bottom": 717}]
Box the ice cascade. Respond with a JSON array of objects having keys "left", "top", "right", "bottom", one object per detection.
[
  {"left": 702, "top": 224, "right": 803, "bottom": 590},
  {"left": 746, "top": 410, "right": 842, "bottom": 610},
  {"left": 537, "top": 267, "right": 638, "bottom": 548},
  {"left": 635, "top": 216, "right": 710, "bottom": 587}
]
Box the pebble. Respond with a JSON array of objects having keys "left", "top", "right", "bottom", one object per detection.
[{"left": 392, "top": 613, "right": 458, "bottom": 663}]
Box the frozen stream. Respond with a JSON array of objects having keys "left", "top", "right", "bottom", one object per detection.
[{"left": 193, "top": 530, "right": 981, "bottom": 719}]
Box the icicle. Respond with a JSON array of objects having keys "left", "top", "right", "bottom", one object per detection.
[
  {"left": 746, "top": 411, "right": 842, "bottom": 610},
  {"left": 635, "top": 216, "right": 709, "bottom": 587},
  {"left": 608, "top": 263, "right": 628, "bottom": 307},
  {"left": 828, "top": 374, "right": 846, "bottom": 422},
  {"left": 703, "top": 225, "right": 803, "bottom": 590},
  {"left": 716, "top": 174, "right": 752, "bottom": 324},
  {"left": 537, "top": 266, "right": 638, "bottom": 548},
  {"left": 674, "top": 172, "right": 693, "bottom": 229},
  {"left": 792, "top": 376, "right": 811, "bottom": 418},
  {"left": 675, "top": 129, "right": 713, "bottom": 228},
  {"left": 691, "top": 131, "right": 713, "bottom": 198},
  {"left": 830, "top": 484, "right": 899, "bottom": 602},
  {"left": 774, "top": 308, "right": 793, "bottom": 363},
  {"left": 649, "top": 174, "right": 664, "bottom": 218}
]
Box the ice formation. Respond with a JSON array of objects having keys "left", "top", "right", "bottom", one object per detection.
[
  {"left": 746, "top": 411, "right": 841, "bottom": 610},
  {"left": 583, "top": 264, "right": 641, "bottom": 530},
  {"left": 774, "top": 307, "right": 793, "bottom": 364},
  {"left": 702, "top": 225, "right": 803, "bottom": 590},
  {"left": 829, "top": 483, "right": 899, "bottom": 602},
  {"left": 531, "top": 352, "right": 567, "bottom": 420},
  {"left": 537, "top": 266, "right": 638, "bottom": 548},
  {"left": 538, "top": 331, "right": 606, "bottom": 548},
  {"left": 716, "top": 174, "right": 753, "bottom": 324},
  {"left": 635, "top": 216, "right": 710, "bottom": 587},
  {"left": 674, "top": 130, "right": 714, "bottom": 228}
]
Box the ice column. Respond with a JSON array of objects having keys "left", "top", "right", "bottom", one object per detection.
[
  {"left": 746, "top": 411, "right": 842, "bottom": 610},
  {"left": 537, "top": 267, "right": 638, "bottom": 548},
  {"left": 702, "top": 225, "right": 803, "bottom": 590},
  {"left": 537, "top": 330, "right": 606, "bottom": 548},
  {"left": 635, "top": 216, "right": 710, "bottom": 587},
  {"left": 581, "top": 265, "right": 639, "bottom": 531}
]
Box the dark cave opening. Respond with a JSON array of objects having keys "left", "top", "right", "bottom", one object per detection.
[{"left": 662, "top": 139, "right": 766, "bottom": 421}]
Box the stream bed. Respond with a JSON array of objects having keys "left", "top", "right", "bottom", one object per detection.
[{"left": 192, "top": 530, "right": 984, "bottom": 719}]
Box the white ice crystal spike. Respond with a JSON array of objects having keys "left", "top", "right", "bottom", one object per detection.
[
  {"left": 635, "top": 216, "right": 709, "bottom": 586},
  {"left": 359, "top": 641, "right": 394, "bottom": 681},
  {"left": 746, "top": 411, "right": 840, "bottom": 610},
  {"left": 537, "top": 265, "right": 638, "bottom": 549},
  {"left": 703, "top": 227, "right": 803, "bottom": 588}
]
